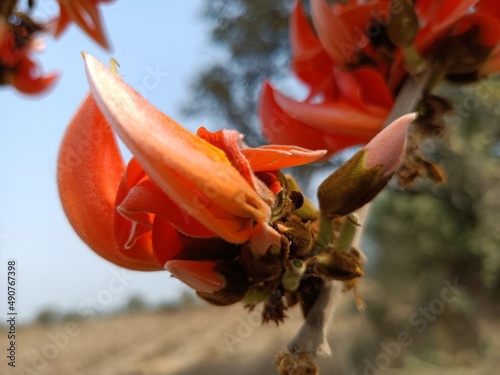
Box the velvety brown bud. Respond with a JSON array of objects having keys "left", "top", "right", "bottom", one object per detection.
[
  {"left": 313, "top": 249, "right": 364, "bottom": 281},
  {"left": 238, "top": 235, "right": 290, "bottom": 281},
  {"left": 277, "top": 217, "right": 313, "bottom": 257}
]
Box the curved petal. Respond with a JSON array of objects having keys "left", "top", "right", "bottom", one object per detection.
[
  {"left": 260, "top": 81, "right": 336, "bottom": 154},
  {"left": 475, "top": 0, "right": 500, "bottom": 22},
  {"left": 290, "top": 1, "right": 322, "bottom": 57},
  {"left": 196, "top": 126, "right": 277, "bottom": 210},
  {"left": 450, "top": 13, "right": 500, "bottom": 46},
  {"left": 117, "top": 167, "right": 215, "bottom": 238},
  {"left": 112, "top": 157, "right": 161, "bottom": 264},
  {"left": 84, "top": 53, "right": 270, "bottom": 244},
  {"left": 414, "top": 0, "right": 480, "bottom": 53},
  {"left": 241, "top": 145, "right": 326, "bottom": 171},
  {"left": 152, "top": 217, "right": 184, "bottom": 266},
  {"left": 57, "top": 94, "right": 161, "bottom": 270},
  {"left": 270, "top": 82, "right": 387, "bottom": 137},
  {"left": 9, "top": 58, "right": 59, "bottom": 95},
  {"left": 347, "top": 68, "right": 394, "bottom": 110},
  {"left": 290, "top": 1, "right": 333, "bottom": 91},
  {"left": 311, "top": 0, "right": 353, "bottom": 64},
  {"left": 310, "top": 0, "right": 386, "bottom": 65},
  {"left": 56, "top": 0, "right": 111, "bottom": 49},
  {"left": 260, "top": 82, "right": 373, "bottom": 155},
  {"left": 196, "top": 127, "right": 254, "bottom": 187}
]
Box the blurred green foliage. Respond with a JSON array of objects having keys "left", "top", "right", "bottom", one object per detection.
[{"left": 358, "top": 81, "right": 500, "bottom": 370}]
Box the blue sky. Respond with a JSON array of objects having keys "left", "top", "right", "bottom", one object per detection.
[{"left": 0, "top": 0, "right": 222, "bottom": 322}]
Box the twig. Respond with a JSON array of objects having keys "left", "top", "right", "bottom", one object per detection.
[{"left": 287, "top": 279, "right": 343, "bottom": 356}]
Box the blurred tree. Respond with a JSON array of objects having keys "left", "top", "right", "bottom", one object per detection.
[
  {"left": 35, "top": 307, "right": 61, "bottom": 325},
  {"left": 126, "top": 295, "right": 147, "bottom": 313},
  {"left": 183, "top": 0, "right": 294, "bottom": 145}
]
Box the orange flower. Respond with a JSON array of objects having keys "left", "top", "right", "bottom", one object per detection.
[
  {"left": 261, "top": 0, "right": 500, "bottom": 155},
  {"left": 260, "top": 1, "right": 394, "bottom": 157},
  {"left": 57, "top": 54, "right": 325, "bottom": 298},
  {"left": 53, "top": 0, "right": 113, "bottom": 49},
  {"left": 0, "top": 16, "right": 58, "bottom": 94}
]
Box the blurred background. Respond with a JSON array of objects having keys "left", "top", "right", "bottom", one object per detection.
[{"left": 1, "top": 1, "right": 500, "bottom": 374}]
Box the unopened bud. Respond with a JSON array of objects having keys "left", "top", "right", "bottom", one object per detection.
[
  {"left": 313, "top": 249, "right": 364, "bottom": 280},
  {"left": 277, "top": 217, "right": 313, "bottom": 257},
  {"left": 318, "top": 113, "right": 415, "bottom": 217},
  {"left": 239, "top": 235, "right": 290, "bottom": 281},
  {"left": 387, "top": 0, "right": 419, "bottom": 46}
]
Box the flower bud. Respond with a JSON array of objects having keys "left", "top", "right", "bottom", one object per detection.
[
  {"left": 387, "top": 0, "right": 419, "bottom": 46},
  {"left": 239, "top": 235, "right": 290, "bottom": 281},
  {"left": 277, "top": 217, "right": 313, "bottom": 257},
  {"left": 313, "top": 249, "right": 364, "bottom": 281},
  {"left": 318, "top": 113, "right": 415, "bottom": 217}
]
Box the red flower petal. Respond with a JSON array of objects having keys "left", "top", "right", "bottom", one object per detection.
[
  {"left": 196, "top": 127, "right": 254, "bottom": 187},
  {"left": 84, "top": 53, "right": 271, "bottom": 244},
  {"left": 117, "top": 160, "right": 215, "bottom": 239},
  {"left": 55, "top": 0, "right": 111, "bottom": 49},
  {"left": 260, "top": 81, "right": 374, "bottom": 155},
  {"left": 241, "top": 145, "right": 326, "bottom": 171},
  {"left": 57, "top": 94, "right": 161, "bottom": 270},
  {"left": 9, "top": 58, "right": 59, "bottom": 95},
  {"left": 290, "top": 1, "right": 334, "bottom": 92},
  {"left": 414, "top": 0, "right": 479, "bottom": 53},
  {"left": 270, "top": 82, "right": 386, "bottom": 137}
]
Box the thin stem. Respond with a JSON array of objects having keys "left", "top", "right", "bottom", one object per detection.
[
  {"left": 312, "top": 213, "right": 333, "bottom": 254},
  {"left": 334, "top": 214, "right": 358, "bottom": 252},
  {"left": 287, "top": 279, "right": 343, "bottom": 357}
]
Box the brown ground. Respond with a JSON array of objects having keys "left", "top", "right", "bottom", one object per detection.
[{"left": 2, "top": 298, "right": 499, "bottom": 375}]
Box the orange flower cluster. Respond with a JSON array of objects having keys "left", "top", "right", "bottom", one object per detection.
[
  {"left": 0, "top": 15, "right": 57, "bottom": 94},
  {"left": 58, "top": 54, "right": 326, "bottom": 304},
  {"left": 0, "top": 0, "right": 112, "bottom": 94},
  {"left": 260, "top": 0, "right": 500, "bottom": 156}
]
